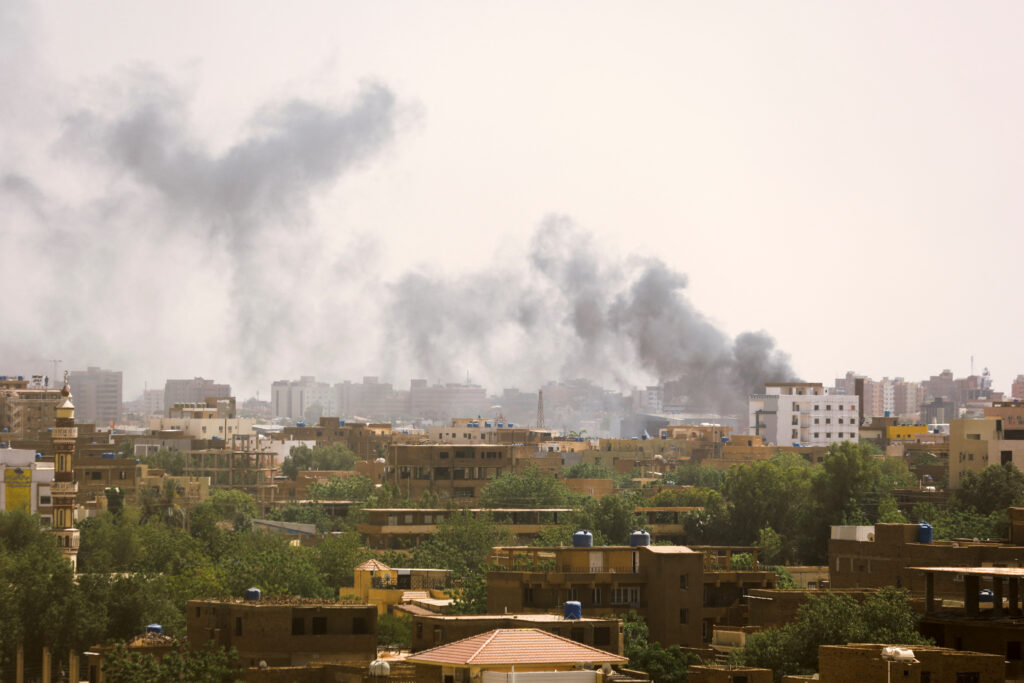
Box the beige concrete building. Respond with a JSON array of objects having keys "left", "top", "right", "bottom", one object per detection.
[
  {"left": 949, "top": 402, "right": 1024, "bottom": 488},
  {"left": 187, "top": 597, "right": 376, "bottom": 668},
  {"left": 0, "top": 376, "right": 61, "bottom": 440},
  {"left": 486, "top": 542, "right": 775, "bottom": 649}
]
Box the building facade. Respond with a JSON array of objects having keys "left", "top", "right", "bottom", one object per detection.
[
  {"left": 67, "top": 366, "right": 122, "bottom": 425},
  {"left": 749, "top": 383, "right": 859, "bottom": 447},
  {"left": 163, "top": 378, "right": 230, "bottom": 416},
  {"left": 486, "top": 543, "right": 776, "bottom": 649}
]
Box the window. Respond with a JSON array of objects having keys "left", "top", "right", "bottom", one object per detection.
[
  {"left": 814, "top": 418, "right": 820, "bottom": 424},
  {"left": 679, "top": 574, "right": 688, "bottom": 589},
  {"left": 292, "top": 617, "right": 305, "bottom": 635},
  {"left": 1008, "top": 641, "right": 1021, "bottom": 660},
  {"left": 594, "top": 627, "right": 610, "bottom": 646},
  {"left": 571, "top": 627, "right": 584, "bottom": 642},
  {"left": 791, "top": 429, "right": 798, "bottom": 439},
  {"left": 826, "top": 405, "right": 832, "bottom": 411},
  {"left": 39, "top": 496, "right": 51, "bottom": 505},
  {"left": 591, "top": 587, "right": 602, "bottom": 605},
  {"left": 235, "top": 617, "right": 242, "bottom": 636},
  {"left": 434, "top": 625, "right": 443, "bottom": 642},
  {"left": 826, "top": 433, "right": 832, "bottom": 438},
  {"left": 416, "top": 622, "right": 423, "bottom": 639},
  {"left": 312, "top": 617, "right": 327, "bottom": 634},
  {"left": 921, "top": 673, "right": 931, "bottom": 683},
  {"left": 825, "top": 418, "right": 831, "bottom": 424},
  {"left": 955, "top": 674, "right": 980, "bottom": 683},
  {"left": 679, "top": 608, "right": 689, "bottom": 624},
  {"left": 524, "top": 587, "right": 534, "bottom": 605},
  {"left": 838, "top": 418, "right": 844, "bottom": 424},
  {"left": 814, "top": 433, "right": 820, "bottom": 438},
  {"left": 353, "top": 616, "right": 368, "bottom": 634},
  {"left": 610, "top": 587, "right": 640, "bottom": 606}
]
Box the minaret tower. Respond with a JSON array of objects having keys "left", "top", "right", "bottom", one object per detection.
[{"left": 51, "top": 372, "right": 80, "bottom": 570}]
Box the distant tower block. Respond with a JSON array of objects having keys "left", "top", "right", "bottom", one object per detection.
[
  {"left": 536, "top": 390, "right": 545, "bottom": 429},
  {"left": 51, "top": 373, "right": 80, "bottom": 570}
]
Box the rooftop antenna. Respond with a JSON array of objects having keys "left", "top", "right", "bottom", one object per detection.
[{"left": 536, "top": 390, "right": 546, "bottom": 429}]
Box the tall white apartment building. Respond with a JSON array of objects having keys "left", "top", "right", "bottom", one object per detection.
[
  {"left": 748, "top": 382, "right": 860, "bottom": 447},
  {"left": 271, "top": 376, "right": 336, "bottom": 422}
]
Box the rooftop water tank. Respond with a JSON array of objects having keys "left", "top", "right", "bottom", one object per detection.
[
  {"left": 980, "top": 589, "right": 994, "bottom": 603},
  {"left": 721, "top": 436, "right": 730, "bottom": 443},
  {"left": 564, "top": 601, "right": 582, "bottom": 620},
  {"left": 296, "top": 421, "right": 306, "bottom": 427},
  {"left": 629, "top": 530, "right": 651, "bottom": 547},
  {"left": 146, "top": 624, "right": 162, "bottom": 634},
  {"left": 101, "top": 452, "right": 115, "bottom": 459},
  {"left": 35, "top": 453, "right": 42, "bottom": 461},
  {"left": 339, "top": 420, "right": 346, "bottom": 426},
  {"left": 245, "top": 587, "right": 262, "bottom": 602},
  {"left": 368, "top": 660, "right": 391, "bottom": 677},
  {"left": 572, "top": 530, "right": 594, "bottom": 547},
  {"left": 917, "top": 522, "right": 933, "bottom": 544}
]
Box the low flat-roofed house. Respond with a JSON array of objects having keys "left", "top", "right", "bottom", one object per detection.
[
  {"left": 187, "top": 597, "right": 376, "bottom": 668},
  {"left": 406, "top": 627, "right": 628, "bottom": 682},
  {"left": 782, "top": 643, "right": 1004, "bottom": 683},
  {"left": 351, "top": 560, "right": 452, "bottom": 615}
]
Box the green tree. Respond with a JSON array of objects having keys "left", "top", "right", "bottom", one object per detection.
[
  {"left": 412, "top": 510, "right": 514, "bottom": 577},
  {"left": 563, "top": 462, "right": 615, "bottom": 479},
  {"left": 574, "top": 493, "right": 642, "bottom": 545},
  {"left": 281, "top": 444, "right": 357, "bottom": 480},
  {"left": 102, "top": 641, "right": 238, "bottom": 683},
  {"left": 619, "top": 612, "right": 700, "bottom": 683},
  {"left": 377, "top": 614, "right": 412, "bottom": 650},
  {"left": 313, "top": 531, "right": 373, "bottom": 591},
  {"left": 735, "top": 587, "right": 929, "bottom": 682},
  {"left": 479, "top": 466, "right": 572, "bottom": 508},
  {"left": 954, "top": 463, "right": 1024, "bottom": 515},
  {"left": 308, "top": 474, "right": 375, "bottom": 501},
  {"left": 137, "top": 449, "right": 186, "bottom": 476},
  {"left": 0, "top": 511, "right": 85, "bottom": 668}
]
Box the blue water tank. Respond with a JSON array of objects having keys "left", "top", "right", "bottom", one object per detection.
[
  {"left": 564, "top": 601, "right": 582, "bottom": 620},
  {"left": 885, "top": 410, "right": 891, "bottom": 417},
  {"left": 629, "top": 530, "right": 651, "bottom": 547},
  {"left": 721, "top": 437, "right": 730, "bottom": 443},
  {"left": 339, "top": 420, "right": 346, "bottom": 426},
  {"left": 101, "top": 452, "right": 115, "bottom": 459},
  {"left": 35, "top": 453, "right": 42, "bottom": 461},
  {"left": 485, "top": 422, "right": 492, "bottom": 428},
  {"left": 146, "top": 624, "right": 162, "bottom": 634},
  {"left": 980, "top": 589, "right": 994, "bottom": 603},
  {"left": 297, "top": 421, "right": 306, "bottom": 427},
  {"left": 918, "top": 522, "right": 933, "bottom": 544},
  {"left": 245, "top": 587, "right": 262, "bottom": 602},
  {"left": 572, "top": 530, "right": 594, "bottom": 547}
]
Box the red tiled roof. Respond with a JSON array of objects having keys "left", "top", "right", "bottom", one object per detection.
[
  {"left": 406, "top": 628, "right": 628, "bottom": 666},
  {"left": 354, "top": 559, "right": 392, "bottom": 571}
]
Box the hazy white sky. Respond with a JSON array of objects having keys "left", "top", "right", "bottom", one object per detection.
[{"left": 3, "top": 1, "right": 1022, "bottom": 398}]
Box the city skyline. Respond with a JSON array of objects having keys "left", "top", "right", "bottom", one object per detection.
[{"left": 3, "top": 2, "right": 1023, "bottom": 398}]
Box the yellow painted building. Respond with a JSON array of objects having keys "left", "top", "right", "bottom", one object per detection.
[
  {"left": 887, "top": 425, "right": 929, "bottom": 441},
  {"left": 350, "top": 560, "right": 451, "bottom": 615}
]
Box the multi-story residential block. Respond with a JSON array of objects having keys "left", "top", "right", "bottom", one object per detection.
[
  {"left": 0, "top": 376, "right": 61, "bottom": 440},
  {"left": 387, "top": 443, "right": 536, "bottom": 503},
  {"left": 828, "top": 516, "right": 1024, "bottom": 602},
  {"left": 748, "top": 382, "right": 859, "bottom": 447},
  {"left": 67, "top": 366, "right": 122, "bottom": 425},
  {"left": 357, "top": 507, "right": 574, "bottom": 549},
  {"left": 271, "top": 376, "right": 336, "bottom": 422},
  {"left": 486, "top": 540, "right": 776, "bottom": 649},
  {"left": 1014, "top": 375, "right": 1024, "bottom": 401},
  {"left": 163, "top": 377, "right": 230, "bottom": 416},
  {"left": 949, "top": 402, "right": 1024, "bottom": 488},
  {"left": 274, "top": 416, "right": 393, "bottom": 460},
  {"left": 0, "top": 446, "right": 54, "bottom": 522},
  {"left": 187, "top": 597, "right": 376, "bottom": 668},
  {"left": 409, "top": 380, "right": 488, "bottom": 421}
]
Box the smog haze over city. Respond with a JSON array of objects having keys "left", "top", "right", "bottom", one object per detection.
[{"left": 3, "top": 1, "right": 1023, "bottom": 402}]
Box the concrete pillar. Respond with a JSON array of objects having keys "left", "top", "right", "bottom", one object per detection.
[
  {"left": 965, "top": 574, "right": 980, "bottom": 617},
  {"left": 16, "top": 642, "right": 24, "bottom": 683},
  {"left": 69, "top": 651, "right": 80, "bottom": 683},
  {"left": 925, "top": 572, "right": 935, "bottom": 613},
  {"left": 994, "top": 576, "right": 1004, "bottom": 617},
  {"left": 1011, "top": 577, "right": 1021, "bottom": 616},
  {"left": 42, "top": 646, "right": 51, "bottom": 683}
]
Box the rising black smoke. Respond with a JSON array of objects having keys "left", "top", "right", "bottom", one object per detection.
[{"left": 384, "top": 215, "right": 796, "bottom": 415}]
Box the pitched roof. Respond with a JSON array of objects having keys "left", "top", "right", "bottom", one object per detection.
[
  {"left": 354, "top": 559, "right": 392, "bottom": 571},
  {"left": 406, "top": 628, "right": 628, "bottom": 667}
]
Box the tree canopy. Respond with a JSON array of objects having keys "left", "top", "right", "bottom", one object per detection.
[
  {"left": 281, "top": 444, "right": 357, "bottom": 480},
  {"left": 735, "top": 587, "right": 929, "bottom": 681},
  {"left": 479, "top": 466, "right": 573, "bottom": 508}
]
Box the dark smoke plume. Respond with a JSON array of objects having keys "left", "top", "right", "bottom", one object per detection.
[{"left": 384, "top": 215, "right": 796, "bottom": 415}]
